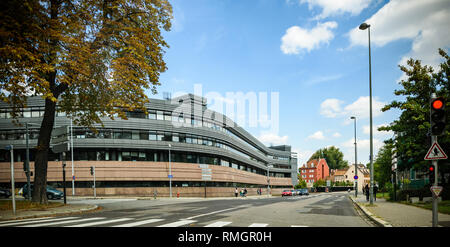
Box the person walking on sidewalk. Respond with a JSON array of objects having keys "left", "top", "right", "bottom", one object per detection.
[
  {"left": 235, "top": 187, "right": 238, "bottom": 198},
  {"left": 365, "top": 184, "right": 370, "bottom": 202}
]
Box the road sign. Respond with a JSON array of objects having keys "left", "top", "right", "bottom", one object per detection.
[
  {"left": 424, "top": 141, "right": 448, "bottom": 160},
  {"left": 168, "top": 175, "right": 173, "bottom": 178},
  {"left": 52, "top": 142, "right": 70, "bottom": 153},
  {"left": 430, "top": 186, "right": 443, "bottom": 197},
  {"left": 354, "top": 175, "right": 358, "bottom": 180},
  {"left": 52, "top": 125, "right": 69, "bottom": 137}
]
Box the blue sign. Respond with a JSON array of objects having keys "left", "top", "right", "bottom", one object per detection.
[
  {"left": 354, "top": 175, "right": 358, "bottom": 180},
  {"left": 168, "top": 175, "right": 173, "bottom": 178}
]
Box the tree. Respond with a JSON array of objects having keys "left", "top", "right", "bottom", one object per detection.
[
  {"left": 308, "top": 146, "right": 349, "bottom": 170},
  {"left": 295, "top": 174, "right": 307, "bottom": 189},
  {"left": 373, "top": 143, "right": 394, "bottom": 190},
  {"left": 379, "top": 49, "right": 449, "bottom": 174},
  {"left": 0, "top": 0, "right": 173, "bottom": 204}
]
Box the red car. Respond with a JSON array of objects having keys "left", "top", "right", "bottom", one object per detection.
[{"left": 281, "top": 190, "right": 292, "bottom": 197}]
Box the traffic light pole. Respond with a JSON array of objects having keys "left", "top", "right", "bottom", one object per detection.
[{"left": 432, "top": 135, "right": 438, "bottom": 227}]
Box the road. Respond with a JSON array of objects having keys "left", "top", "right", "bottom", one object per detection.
[{"left": 0, "top": 192, "right": 374, "bottom": 227}]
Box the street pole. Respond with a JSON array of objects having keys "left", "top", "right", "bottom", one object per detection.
[
  {"left": 267, "top": 164, "right": 272, "bottom": 197},
  {"left": 61, "top": 152, "right": 67, "bottom": 205},
  {"left": 93, "top": 166, "right": 96, "bottom": 199},
  {"left": 432, "top": 136, "right": 438, "bottom": 227},
  {"left": 8, "top": 145, "right": 16, "bottom": 215},
  {"left": 359, "top": 22, "right": 374, "bottom": 205},
  {"left": 25, "top": 123, "right": 31, "bottom": 200},
  {"left": 351, "top": 117, "right": 358, "bottom": 197},
  {"left": 169, "top": 144, "right": 172, "bottom": 198},
  {"left": 70, "top": 119, "right": 75, "bottom": 196}
]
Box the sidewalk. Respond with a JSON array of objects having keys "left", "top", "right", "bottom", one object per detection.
[{"left": 349, "top": 194, "right": 450, "bottom": 227}]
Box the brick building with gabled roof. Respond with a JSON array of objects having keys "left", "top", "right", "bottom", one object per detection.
[{"left": 299, "top": 158, "right": 330, "bottom": 188}]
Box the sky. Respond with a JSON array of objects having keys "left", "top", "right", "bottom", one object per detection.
[{"left": 150, "top": 0, "right": 450, "bottom": 169}]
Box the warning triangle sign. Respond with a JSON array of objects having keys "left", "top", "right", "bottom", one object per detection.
[{"left": 424, "top": 141, "right": 448, "bottom": 160}]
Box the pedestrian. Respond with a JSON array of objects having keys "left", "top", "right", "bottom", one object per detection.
[
  {"left": 244, "top": 188, "right": 247, "bottom": 197},
  {"left": 364, "top": 184, "right": 369, "bottom": 201},
  {"left": 374, "top": 184, "right": 378, "bottom": 201},
  {"left": 235, "top": 187, "right": 238, "bottom": 198}
]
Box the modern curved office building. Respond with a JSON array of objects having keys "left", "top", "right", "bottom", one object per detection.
[{"left": 0, "top": 94, "right": 297, "bottom": 197}]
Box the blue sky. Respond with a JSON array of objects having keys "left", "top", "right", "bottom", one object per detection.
[{"left": 151, "top": 0, "right": 450, "bottom": 169}]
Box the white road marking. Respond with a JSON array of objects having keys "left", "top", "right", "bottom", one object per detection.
[
  {"left": 66, "top": 218, "right": 134, "bottom": 227},
  {"left": 0, "top": 217, "right": 78, "bottom": 227},
  {"left": 204, "top": 221, "right": 232, "bottom": 227},
  {"left": 248, "top": 223, "right": 268, "bottom": 227},
  {"left": 157, "top": 220, "right": 196, "bottom": 227},
  {"left": 112, "top": 218, "right": 165, "bottom": 227},
  {"left": 22, "top": 217, "right": 105, "bottom": 227}
]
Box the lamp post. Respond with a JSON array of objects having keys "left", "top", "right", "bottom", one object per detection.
[
  {"left": 267, "top": 164, "right": 273, "bottom": 197},
  {"left": 359, "top": 22, "right": 374, "bottom": 205},
  {"left": 168, "top": 143, "right": 172, "bottom": 198},
  {"left": 350, "top": 116, "right": 358, "bottom": 197}
]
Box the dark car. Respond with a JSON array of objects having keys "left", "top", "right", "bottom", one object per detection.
[
  {"left": 22, "top": 184, "right": 64, "bottom": 200},
  {"left": 281, "top": 190, "right": 292, "bottom": 197},
  {"left": 300, "top": 188, "right": 309, "bottom": 196},
  {"left": 0, "top": 188, "right": 12, "bottom": 198}
]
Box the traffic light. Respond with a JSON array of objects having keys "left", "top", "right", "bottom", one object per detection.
[
  {"left": 429, "top": 165, "right": 435, "bottom": 184},
  {"left": 430, "top": 96, "right": 446, "bottom": 136},
  {"left": 90, "top": 166, "right": 94, "bottom": 176}
]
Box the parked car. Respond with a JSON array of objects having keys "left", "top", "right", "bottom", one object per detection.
[
  {"left": 0, "top": 188, "right": 12, "bottom": 198},
  {"left": 294, "top": 190, "right": 302, "bottom": 196},
  {"left": 291, "top": 190, "right": 297, "bottom": 196},
  {"left": 300, "top": 188, "right": 309, "bottom": 196},
  {"left": 22, "top": 184, "right": 64, "bottom": 200},
  {"left": 281, "top": 190, "right": 292, "bottom": 197}
]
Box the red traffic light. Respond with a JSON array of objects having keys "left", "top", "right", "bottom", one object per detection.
[
  {"left": 429, "top": 166, "right": 434, "bottom": 172},
  {"left": 432, "top": 99, "right": 444, "bottom": 110}
]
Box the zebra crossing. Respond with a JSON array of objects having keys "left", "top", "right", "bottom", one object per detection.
[{"left": 0, "top": 216, "right": 308, "bottom": 227}]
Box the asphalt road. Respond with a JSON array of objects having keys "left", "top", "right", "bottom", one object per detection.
[{"left": 0, "top": 192, "right": 374, "bottom": 227}]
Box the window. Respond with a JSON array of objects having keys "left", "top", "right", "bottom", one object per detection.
[
  {"left": 156, "top": 111, "right": 164, "bottom": 120},
  {"left": 148, "top": 110, "right": 156, "bottom": 119},
  {"left": 156, "top": 132, "right": 164, "bottom": 141},
  {"left": 172, "top": 133, "right": 179, "bottom": 142},
  {"left": 149, "top": 131, "right": 157, "bottom": 141},
  {"left": 139, "top": 130, "right": 149, "bottom": 140},
  {"left": 163, "top": 112, "right": 172, "bottom": 121}
]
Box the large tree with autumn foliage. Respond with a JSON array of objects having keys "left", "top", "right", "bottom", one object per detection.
[{"left": 0, "top": 0, "right": 172, "bottom": 204}]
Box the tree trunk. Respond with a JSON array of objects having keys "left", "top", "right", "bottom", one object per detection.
[{"left": 32, "top": 98, "right": 57, "bottom": 204}]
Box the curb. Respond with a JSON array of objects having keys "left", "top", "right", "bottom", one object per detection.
[{"left": 349, "top": 196, "right": 393, "bottom": 227}]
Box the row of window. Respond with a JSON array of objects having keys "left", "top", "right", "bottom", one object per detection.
[
  {"left": 0, "top": 149, "right": 292, "bottom": 178},
  {"left": 0, "top": 128, "right": 290, "bottom": 167},
  {"left": 1, "top": 181, "right": 291, "bottom": 189},
  {"left": 0, "top": 106, "right": 290, "bottom": 161}
]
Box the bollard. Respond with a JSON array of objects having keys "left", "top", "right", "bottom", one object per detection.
[{"left": 177, "top": 192, "right": 180, "bottom": 198}]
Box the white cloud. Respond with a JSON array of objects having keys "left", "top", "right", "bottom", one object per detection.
[
  {"left": 320, "top": 98, "right": 344, "bottom": 118},
  {"left": 258, "top": 133, "right": 289, "bottom": 146},
  {"left": 281, "top": 21, "right": 338, "bottom": 54},
  {"left": 300, "top": 0, "right": 373, "bottom": 19},
  {"left": 307, "top": 131, "right": 325, "bottom": 140},
  {"left": 348, "top": 0, "right": 450, "bottom": 69},
  {"left": 332, "top": 132, "right": 342, "bottom": 138},
  {"left": 320, "top": 96, "right": 386, "bottom": 120},
  {"left": 342, "top": 137, "right": 384, "bottom": 164}
]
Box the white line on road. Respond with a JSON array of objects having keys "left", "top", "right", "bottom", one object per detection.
[
  {"left": 66, "top": 218, "right": 134, "bottom": 227},
  {"left": 204, "top": 221, "right": 232, "bottom": 227},
  {"left": 185, "top": 205, "right": 248, "bottom": 220},
  {"left": 0, "top": 217, "right": 78, "bottom": 227},
  {"left": 22, "top": 217, "right": 105, "bottom": 227},
  {"left": 157, "top": 220, "right": 196, "bottom": 227},
  {"left": 248, "top": 223, "right": 268, "bottom": 227},
  {"left": 112, "top": 218, "right": 164, "bottom": 227}
]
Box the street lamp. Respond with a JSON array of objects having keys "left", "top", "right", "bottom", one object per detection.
[
  {"left": 359, "top": 22, "right": 374, "bottom": 205},
  {"left": 350, "top": 116, "right": 358, "bottom": 198}
]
